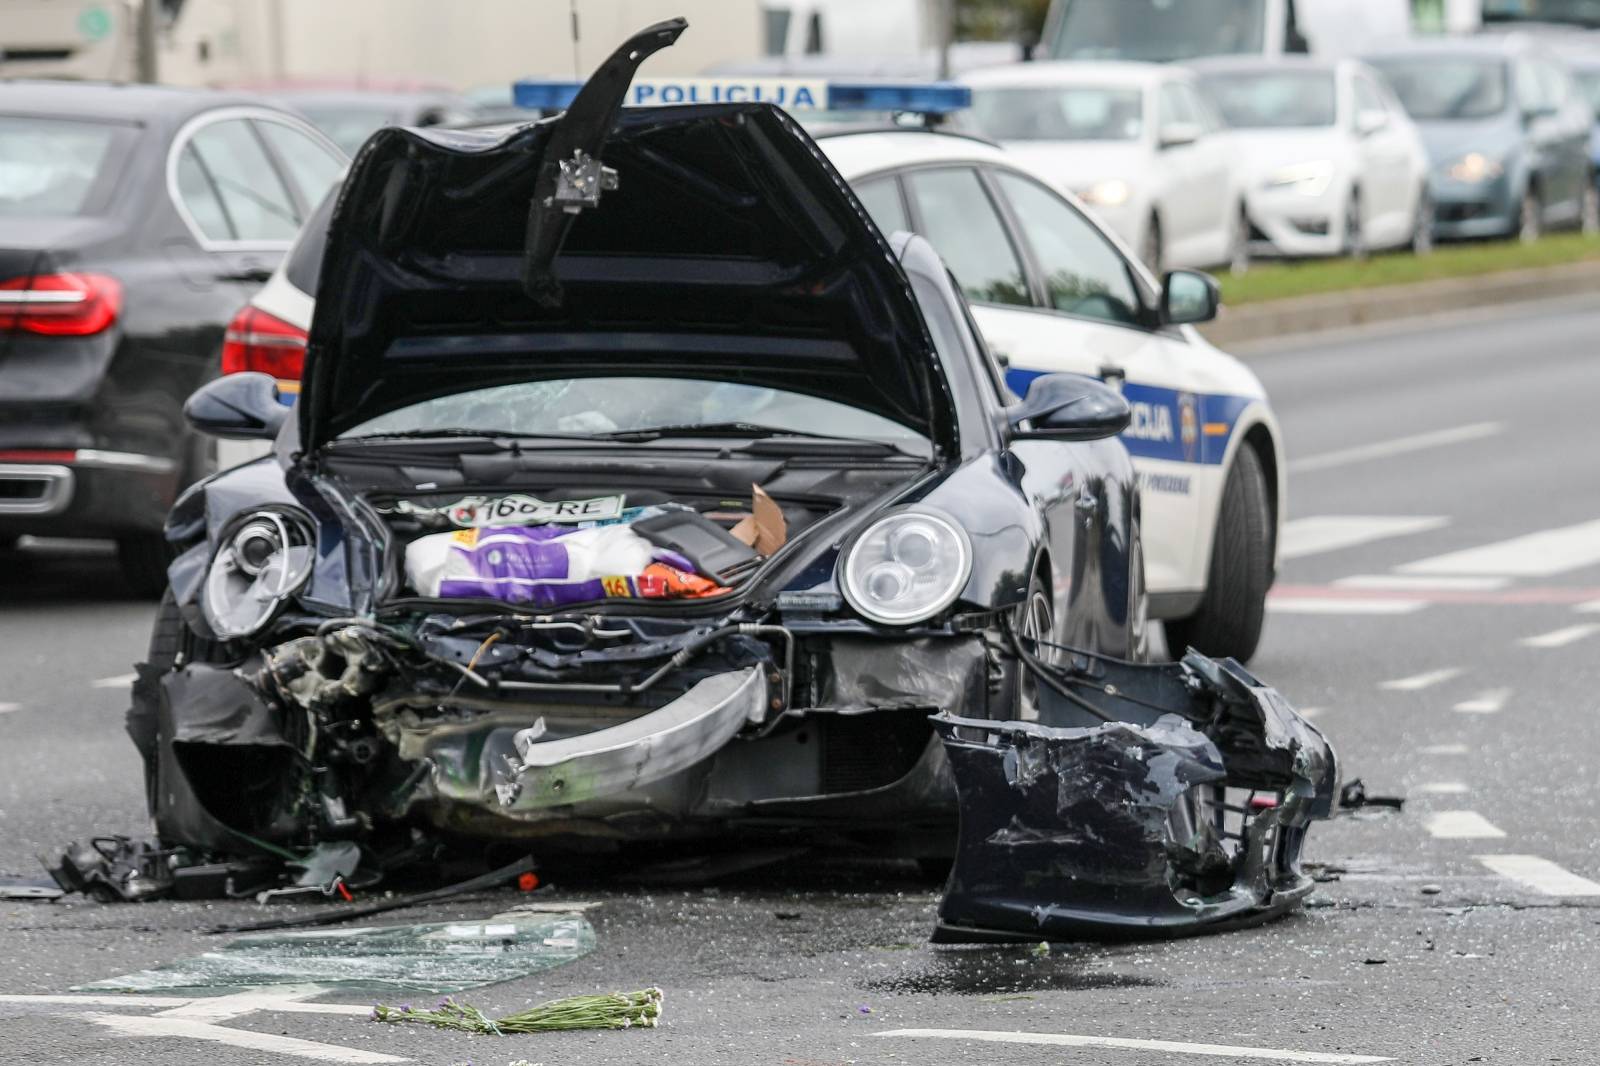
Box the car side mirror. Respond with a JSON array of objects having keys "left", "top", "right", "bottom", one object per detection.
[
  {"left": 185, "top": 372, "right": 291, "bottom": 440},
  {"left": 1356, "top": 109, "right": 1389, "bottom": 136},
  {"left": 1522, "top": 104, "right": 1556, "bottom": 126},
  {"left": 1161, "top": 269, "right": 1221, "bottom": 326},
  {"left": 1159, "top": 121, "right": 1202, "bottom": 149},
  {"left": 1007, "top": 373, "right": 1131, "bottom": 442}
]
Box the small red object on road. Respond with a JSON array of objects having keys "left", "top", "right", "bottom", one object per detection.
[
  {"left": 335, "top": 879, "right": 353, "bottom": 902},
  {"left": 517, "top": 872, "right": 540, "bottom": 892}
]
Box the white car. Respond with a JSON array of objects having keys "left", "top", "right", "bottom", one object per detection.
[
  {"left": 1192, "top": 56, "right": 1433, "bottom": 257},
  {"left": 961, "top": 61, "right": 1248, "bottom": 274},
  {"left": 216, "top": 117, "right": 1285, "bottom": 663}
]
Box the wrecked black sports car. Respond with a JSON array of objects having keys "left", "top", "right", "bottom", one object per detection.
[{"left": 126, "top": 19, "right": 1336, "bottom": 937}]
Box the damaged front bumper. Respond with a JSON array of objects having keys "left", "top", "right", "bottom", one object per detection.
[{"left": 933, "top": 649, "right": 1337, "bottom": 942}]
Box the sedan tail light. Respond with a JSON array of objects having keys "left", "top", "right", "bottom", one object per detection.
[
  {"left": 0, "top": 273, "right": 123, "bottom": 336},
  {"left": 221, "top": 305, "right": 308, "bottom": 382}
]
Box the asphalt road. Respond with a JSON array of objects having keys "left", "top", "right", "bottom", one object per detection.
[{"left": 3, "top": 296, "right": 1600, "bottom": 1065}]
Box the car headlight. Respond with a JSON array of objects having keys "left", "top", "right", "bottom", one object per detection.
[
  {"left": 203, "top": 509, "right": 315, "bottom": 639},
  {"left": 1446, "top": 152, "right": 1503, "bottom": 183},
  {"left": 1263, "top": 160, "right": 1334, "bottom": 197},
  {"left": 1081, "top": 178, "right": 1132, "bottom": 208},
  {"left": 841, "top": 509, "right": 972, "bottom": 625}
]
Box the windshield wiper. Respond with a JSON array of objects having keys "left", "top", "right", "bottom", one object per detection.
[
  {"left": 600, "top": 422, "right": 862, "bottom": 443},
  {"left": 331, "top": 429, "right": 593, "bottom": 444}
]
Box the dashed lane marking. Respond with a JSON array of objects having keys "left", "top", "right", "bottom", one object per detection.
[
  {"left": 1269, "top": 584, "right": 1600, "bottom": 609},
  {"left": 1454, "top": 689, "right": 1510, "bottom": 714},
  {"left": 874, "top": 1028, "right": 1392, "bottom": 1063},
  {"left": 1577, "top": 599, "right": 1600, "bottom": 613},
  {"left": 1477, "top": 855, "right": 1600, "bottom": 897},
  {"left": 1288, "top": 421, "right": 1502, "bottom": 475},
  {"left": 1519, "top": 623, "right": 1600, "bottom": 649},
  {"left": 84, "top": 1013, "right": 403, "bottom": 1064},
  {"left": 1379, "top": 667, "right": 1463, "bottom": 691},
  {"left": 1298, "top": 706, "right": 1325, "bottom": 719},
  {"left": 1415, "top": 782, "right": 1470, "bottom": 795},
  {"left": 1279, "top": 516, "right": 1448, "bottom": 560},
  {"left": 1420, "top": 743, "right": 1470, "bottom": 755},
  {"left": 1268, "top": 597, "right": 1426, "bottom": 615},
  {"left": 1334, "top": 574, "right": 1508, "bottom": 592},
  {"left": 1400, "top": 518, "right": 1600, "bottom": 577},
  {"left": 90, "top": 673, "right": 137, "bottom": 689},
  {"left": 1425, "top": 811, "right": 1506, "bottom": 840},
  {"left": 0, "top": 703, "right": 18, "bottom": 714}
]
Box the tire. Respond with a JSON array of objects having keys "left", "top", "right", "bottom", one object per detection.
[
  {"left": 1163, "top": 445, "right": 1272, "bottom": 664},
  {"left": 1518, "top": 185, "right": 1542, "bottom": 243},
  {"left": 118, "top": 534, "right": 172, "bottom": 599},
  {"left": 1227, "top": 204, "right": 1251, "bottom": 276},
  {"left": 1127, "top": 522, "right": 1151, "bottom": 663},
  {"left": 132, "top": 590, "right": 222, "bottom": 819},
  {"left": 1141, "top": 214, "right": 1163, "bottom": 276},
  {"left": 1014, "top": 570, "right": 1054, "bottom": 722},
  {"left": 1410, "top": 187, "right": 1435, "bottom": 255},
  {"left": 1342, "top": 191, "right": 1365, "bottom": 259}
]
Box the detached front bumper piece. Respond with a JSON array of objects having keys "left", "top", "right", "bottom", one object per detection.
[{"left": 934, "top": 650, "right": 1337, "bottom": 943}]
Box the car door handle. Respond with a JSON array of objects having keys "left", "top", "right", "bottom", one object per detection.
[
  {"left": 220, "top": 267, "right": 274, "bottom": 284},
  {"left": 1075, "top": 488, "right": 1099, "bottom": 514}
]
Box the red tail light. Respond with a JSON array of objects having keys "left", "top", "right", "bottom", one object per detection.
[
  {"left": 0, "top": 273, "right": 122, "bottom": 336},
  {"left": 221, "top": 305, "right": 308, "bottom": 382}
]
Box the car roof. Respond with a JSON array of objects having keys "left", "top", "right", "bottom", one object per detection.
[
  {"left": 0, "top": 79, "right": 280, "bottom": 123},
  {"left": 961, "top": 60, "right": 1178, "bottom": 89},
  {"left": 1186, "top": 55, "right": 1344, "bottom": 76},
  {"left": 816, "top": 128, "right": 1014, "bottom": 180},
  {"left": 1364, "top": 33, "right": 1542, "bottom": 59},
  {"left": 255, "top": 87, "right": 465, "bottom": 109}
]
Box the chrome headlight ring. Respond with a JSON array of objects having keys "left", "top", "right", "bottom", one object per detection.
[
  {"left": 202, "top": 507, "right": 316, "bottom": 640},
  {"left": 841, "top": 507, "right": 973, "bottom": 626}
]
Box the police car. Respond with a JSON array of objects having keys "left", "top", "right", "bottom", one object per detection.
[{"left": 219, "top": 77, "right": 1285, "bottom": 662}]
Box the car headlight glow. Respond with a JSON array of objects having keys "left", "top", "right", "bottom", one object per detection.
[
  {"left": 1082, "top": 178, "right": 1132, "bottom": 208},
  {"left": 202, "top": 509, "right": 315, "bottom": 639},
  {"left": 1263, "top": 160, "right": 1334, "bottom": 197},
  {"left": 1446, "top": 152, "right": 1503, "bottom": 184},
  {"left": 841, "top": 510, "right": 972, "bottom": 625}
]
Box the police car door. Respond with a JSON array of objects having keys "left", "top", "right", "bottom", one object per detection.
[{"left": 976, "top": 167, "right": 1213, "bottom": 602}]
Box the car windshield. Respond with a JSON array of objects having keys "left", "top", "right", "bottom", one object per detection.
[
  {"left": 294, "top": 105, "right": 399, "bottom": 155},
  {"left": 1199, "top": 71, "right": 1337, "bottom": 128},
  {"left": 970, "top": 86, "right": 1144, "bottom": 141},
  {"left": 1483, "top": 0, "right": 1600, "bottom": 27},
  {"left": 1574, "top": 69, "right": 1600, "bottom": 113},
  {"left": 1367, "top": 57, "right": 1509, "bottom": 120},
  {"left": 0, "top": 116, "right": 128, "bottom": 216},
  {"left": 1048, "top": 0, "right": 1267, "bottom": 63},
  {"left": 340, "top": 377, "right": 932, "bottom": 451}
]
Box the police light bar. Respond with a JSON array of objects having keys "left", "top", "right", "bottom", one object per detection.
[{"left": 512, "top": 77, "right": 971, "bottom": 115}]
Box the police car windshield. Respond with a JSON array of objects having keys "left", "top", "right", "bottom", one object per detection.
[
  {"left": 340, "top": 377, "right": 932, "bottom": 453},
  {"left": 1200, "top": 71, "right": 1337, "bottom": 129},
  {"left": 971, "top": 87, "right": 1144, "bottom": 141}
]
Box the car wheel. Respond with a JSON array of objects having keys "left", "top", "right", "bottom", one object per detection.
[
  {"left": 131, "top": 589, "right": 223, "bottom": 818},
  {"left": 1342, "top": 191, "right": 1365, "bottom": 259},
  {"left": 1582, "top": 177, "right": 1599, "bottom": 235},
  {"left": 1410, "top": 187, "right": 1435, "bottom": 255},
  {"left": 1228, "top": 204, "right": 1251, "bottom": 276},
  {"left": 1015, "top": 572, "right": 1054, "bottom": 721},
  {"left": 1163, "top": 445, "right": 1272, "bottom": 664},
  {"left": 118, "top": 535, "right": 172, "bottom": 598},
  {"left": 1127, "top": 522, "right": 1151, "bottom": 663},
  {"left": 1141, "top": 214, "right": 1163, "bottom": 276},
  {"left": 1518, "top": 185, "right": 1543, "bottom": 242}
]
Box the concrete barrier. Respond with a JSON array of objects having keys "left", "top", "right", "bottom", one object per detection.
[{"left": 1199, "top": 259, "right": 1600, "bottom": 348}]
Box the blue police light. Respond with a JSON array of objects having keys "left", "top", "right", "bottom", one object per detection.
[{"left": 512, "top": 78, "right": 970, "bottom": 115}]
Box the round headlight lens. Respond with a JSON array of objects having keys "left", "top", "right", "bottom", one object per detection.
[
  {"left": 842, "top": 510, "right": 972, "bottom": 625},
  {"left": 202, "top": 509, "right": 315, "bottom": 639}
]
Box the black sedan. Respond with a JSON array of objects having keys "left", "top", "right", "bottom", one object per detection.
[
  {"left": 0, "top": 81, "right": 344, "bottom": 592},
  {"left": 132, "top": 21, "right": 1335, "bottom": 939}
]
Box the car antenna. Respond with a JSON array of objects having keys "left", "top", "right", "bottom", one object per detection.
[{"left": 522, "top": 16, "right": 687, "bottom": 308}]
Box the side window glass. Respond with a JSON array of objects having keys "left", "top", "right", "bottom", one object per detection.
[
  {"left": 1178, "top": 82, "right": 1218, "bottom": 132},
  {"left": 1515, "top": 60, "right": 1544, "bottom": 112},
  {"left": 1354, "top": 77, "right": 1384, "bottom": 117},
  {"left": 993, "top": 170, "right": 1144, "bottom": 328},
  {"left": 903, "top": 168, "right": 1030, "bottom": 307},
  {"left": 1158, "top": 83, "right": 1188, "bottom": 128},
  {"left": 853, "top": 176, "right": 910, "bottom": 236},
  {"left": 256, "top": 120, "right": 345, "bottom": 209},
  {"left": 174, "top": 143, "right": 233, "bottom": 240},
  {"left": 1537, "top": 63, "right": 1568, "bottom": 110},
  {"left": 184, "top": 120, "right": 300, "bottom": 241}
]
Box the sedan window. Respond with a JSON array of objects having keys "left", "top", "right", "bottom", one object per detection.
[
  {"left": 0, "top": 116, "right": 127, "bottom": 217},
  {"left": 256, "top": 120, "right": 345, "bottom": 210},
  {"left": 1369, "top": 57, "right": 1509, "bottom": 120},
  {"left": 853, "top": 176, "right": 910, "bottom": 235},
  {"left": 992, "top": 170, "right": 1144, "bottom": 328},
  {"left": 903, "top": 168, "right": 1030, "bottom": 307},
  {"left": 184, "top": 120, "right": 301, "bottom": 241}
]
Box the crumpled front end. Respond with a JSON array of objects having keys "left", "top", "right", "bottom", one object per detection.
[{"left": 933, "top": 649, "right": 1337, "bottom": 942}]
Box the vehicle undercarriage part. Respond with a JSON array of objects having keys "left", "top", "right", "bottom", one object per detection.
[{"left": 934, "top": 647, "right": 1337, "bottom": 942}]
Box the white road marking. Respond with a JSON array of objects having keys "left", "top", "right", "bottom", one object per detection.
[
  {"left": 1298, "top": 706, "right": 1325, "bottom": 719},
  {"left": 1420, "top": 743, "right": 1470, "bottom": 755},
  {"left": 1267, "top": 598, "right": 1427, "bottom": 615},
  {"left": 1334, "top": 574, "right": 1509, "bottom": 592},
  {"left": 1288, "top": 422, "right": 1502, "bottom": 474},
  {"left": 85, "top": 1013, "right": 404, "bottom": 1064},
  {"left": 0, "top": 994, "right": 194, "bottom": 1008},
  {"left": 1454, "top": 689, "right": 1510, "bottom": 714},
  {"left": 1379, "top": 667, "right": 1463, "bottom": 691},
  {"left": 1400, "top": 518, "right": 1600, "bottom": 577},
  {"left": 874, "top": 1028, "right": 1391, "bottom": 1063},
  {"left": 1576, "top": 599, "right": 1600, "bottom": 613},
  {"left": 1279, "top": 516, "right": 1448, "bottom": 560},
  {"left": 90, "top": 673, "right": 137, "bottom": 689},
  {"left": 1477, "top": 855, "right": 1600, "bottom": 897},
  {"left": 1425, "top": 811, "right": 1506, "bottom": 840},
  {"left": 0, "top": 703, "right": 18, "bottom": 714},
  {"left": 1518, "top": 623, "right": 1600, "bottom": 649},
  {"left": 1414, "top": 782, "right": 1469, "bottom": 795}
]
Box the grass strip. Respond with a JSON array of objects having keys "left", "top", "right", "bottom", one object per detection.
[{"left": 1219, "top": 232, "right": 1600, "bottom": 306}]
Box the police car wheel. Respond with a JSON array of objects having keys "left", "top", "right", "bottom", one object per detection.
[{"left": 1163, "top": 445, "right": 1271, "bottom": 664}]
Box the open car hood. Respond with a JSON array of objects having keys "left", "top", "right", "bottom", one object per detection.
[{"left": 298, "top": 101, "right": 956, "bottom": 453}]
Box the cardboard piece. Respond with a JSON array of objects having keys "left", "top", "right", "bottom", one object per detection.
[{"left": 730, "top": 485, "right": 787, "bottom": 556}]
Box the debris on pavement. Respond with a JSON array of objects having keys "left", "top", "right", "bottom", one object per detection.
[
  {"left": 371, "top": 988, "right": 663, "bottom": 1033},
  {"left": 1339, "top": 778, "right": 1406, "bottom": 813},
  {"left": 76, "top": 910, "right": 594, "bottom": 995},
  {"left": 0, "top": 877, "right": 65, "bottom": 901}
]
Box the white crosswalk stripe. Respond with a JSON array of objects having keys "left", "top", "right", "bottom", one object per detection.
[
  {"left": 1280, "top": 516, "right": 1448, "bottom": 561},
  {"left": 1400, "top": 518, "right": 1600, "bottom": 577},
  {"left": 1268, "top": 598, "right": 1427, "bottom": 615},
  {"left": 1454, "top": 689, "right": 1510, "bottom": 714},
  {"left": 1379, "top": 667, "right": 1462, "bottom": 691},
  {"left": 1477, "top": 855, "right": 1600, "bottom": 897},
  {"left": 1519, "top": 623, "right": 1600, "bottom": 649},
  {"left": 1425, "top": 811, "right": 1506, "bottom": 840}
]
